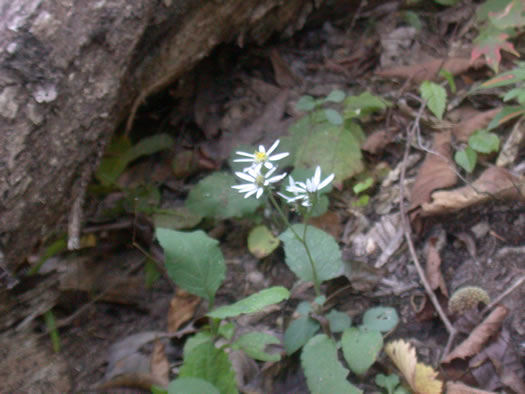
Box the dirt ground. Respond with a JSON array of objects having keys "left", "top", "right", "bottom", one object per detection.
[{"left": 2, "top": 1, "right": 525, "bottom": 393}]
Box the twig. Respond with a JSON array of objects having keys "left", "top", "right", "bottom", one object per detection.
[
  {"left": 482, "top": 275, "right": 525, "bottom": 314},
  {"left": 399, "top": 101, "right": 457, "bottom": 361}
]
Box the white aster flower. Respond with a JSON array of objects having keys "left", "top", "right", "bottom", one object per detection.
[
  {"left": 281, "top": 166, "right": 335, "bottom": 207},
  {"left": 234, "top": 139, "right": 289, "bottom": 170},
  {"left": 232, "top": 166, "right": 287, "bottom": 199}
]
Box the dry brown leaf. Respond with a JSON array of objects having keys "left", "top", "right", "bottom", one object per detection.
[
  {"left": 150, "top": 340, "right": 169, "bottom": 386},
  {"left": 270, "top": 48, "right": 300, "bottom": 88},
  {"left": 362, "top": 129, "right": 395, "bottom": 154},
  {"left": 385, "top": 339, "right": 443, "bottom": 394},
  {"left": 308, "top": 211, "right": 342, "bottom": 239},
  {"left": 442, "top": 305, "right": 508, "bottom": 364},
  {"left": 451, "top": 108, "right": 501, "bottom": 142},
  {"left": 410, "top": 131, "right": 457, "bottom": 211},
  {"left": 422, "top": 167, "right": 525, "bottom": 215},
  {"left": 445, "top": 381, "right": 497, "bottom": 394},
  {"left": 425, "top": 236, "right": 448, "bottom": 297},
  {"left": 167, "top": 288, "right": 201, "bottom": 333},
  {"left": 376, "top": 57, "right": 485, "bottom": 83}
]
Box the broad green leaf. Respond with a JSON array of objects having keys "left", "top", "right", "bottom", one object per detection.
[
  {"left": 288, "top": 115, "right": 364, "bottom": 183},
  {"left": 362, "top": 307, "right": 399, "bottom": 332},
  {"left": 478, "top": 64, "right": 525, "bottom": 90},
  {"left": 153, "top": 206, "right": 202, "bottom": 230},
  {"left": 343, "top": 92, "right": 390, "bottom": 119},
  {"left": 284, "top": 316, "right": 320, "bottom": 355},
  {"left": 218, "top": 322, "right": 235, "bottom": 340},
  {"left": 468, "top": 130, "right": 500, "bottom": 153},
  {"left": 326, "top": 309, "right": 352, "bottom": 333},
  {"left": 488, "top": 0, "right": 525, "bottom": 29},
  {"left": 280, "top": 224, "right": 344, "bottom": 283},
  {"left": 296, "top": 95, "right": 316, "bottom": 111},
  {"left": 342, "top": 327, "right": 383, "bottom": 375},
  {"left": 296, "top": 301, "right": 312, "bottom": 316},
  {"left": 420, "top": 81, "right": 447, "bottom": 120},
  {"left": 324, "top": 90, "right": 346, "bottom": 103},
  {"left": 454, "top": 146, "right": 477, "bottom": 173},
  {"left": 375, "top": 374, "right": 400, "bottom": 394},
  {"left": 434, "top": 0, "right": 459, "bottom": 5},
  {"left": 248, "top": 225, "right": 280, "bottom": 258},
  {"left": 324, "top": 109, "right": 343, "bottom": 125},
  {"left": 487, "top": 105, "right": 525, "bottom": 129},
  {"left": 301, "top": 335, "right": 362, "bottom": 394},
  {"left": 151, "top": 385, "right": 168, "bottom": 394},
  {"left": 476, "top": 0, "right": 513, "bottom": 22},
  {"left": 207, "top": 287, "right": 289, "bottom": 319},
  {"left": 179, "top": 342, "right": 238, "bottom": 394},
  {"left": 233, "top": 332, "right": 281, "bottom": 362},
  {"left": 183, "top": 332, "right": 213, "bottom": 358},
  {"left": 439, "top": 69, "right": 456, "bottom": 94},
  {"left": 168, "top": 377, "right": 220, "bottom": 394},
  {"left": 186, "top": 172, "right": 261, "bottom": 219},
  {"left": 126, "top": 184, "right": 161, "bottom": 214},
  {"left": 353, "top": 177, "right": 374, "bottom": 194},
  {"left": 503, "top": 87, "right": 525, "bottom": 104},
  {"left": 402, "top": 11, "right": 422, "bottom": 30},
  {"left": 156, "top": 228, "right": 225, "bottom": 301},
  {"left": 96, "top": 134, "right": 173, "bottom": 186}
]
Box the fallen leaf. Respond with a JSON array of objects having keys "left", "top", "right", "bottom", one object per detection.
[
  {"left": 270, "top": 48, "right": 301, "bottom": 88},
  {"left": 425, "top": 236, "right": 448, "bottom": 297},
  {"left": 445, "top": 381, "right": 497, "bottom": 394},
  {"left": 422, "top": 167, "right": 525, "bottom": 215},
  {"left": 308, "top": 211, "right": 342, "bottom": 239},
  {"left": 167, "top": 288, "right": 201, "bottom": 333},
  {"left": 451, "top": 108, "right": 501, "bottom": 142},
  {"left": 410, "top": 131, "right": 457, "bottom": 211},
  {"left": 150, "top": 340, "right": 169, "bottom": 386},
  {"left": 442, "top": 305, "right": 508, "bottom": 363},
  {"left": 362, "top": 129, "right": 395, "bottom": 154},
  {"left": 376, "top": 57, "right": 485, "bottom": 83},
  {"left": 385, "top": 339, "right": 443, "bottom": 394},
  {"left": 496, "top": 117, "right": 525, "bottom": 167}
]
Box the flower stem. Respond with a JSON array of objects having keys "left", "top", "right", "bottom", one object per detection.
[{"left": 268, "top": 192, "right": 321, "bottom": 296}]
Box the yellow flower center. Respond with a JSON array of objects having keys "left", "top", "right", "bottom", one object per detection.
[
  {"left": 255, "top": 174, "right": 265, "bottom": 186},
  {"left": 254, "top": 151, "right": 268, "bottom": 163}
]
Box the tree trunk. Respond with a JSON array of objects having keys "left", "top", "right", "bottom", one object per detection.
[{"left": 0, "top": 0, "right": 321, "bottom": 275}]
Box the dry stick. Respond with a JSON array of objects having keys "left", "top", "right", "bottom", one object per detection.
[
  {"left": 482, "top": 275, "right": 525, "bottom": 315},
  {"left": 398, "top": 102, "right": 457, "bottom": 361}
]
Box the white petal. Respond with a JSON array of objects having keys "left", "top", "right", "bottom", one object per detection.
[
  {"left": 235, "top": 172, "right": 255, "bottom": 182},
  {"left": 268, "top": 152, "right": 289, "bottom": 161},
  {"left": 236, "top": 151, "right": 255, "bottom": 158},
  {"left": 258, "top": 145, "right": 266, "bottom": 153},
  {"left": 245, "top": 188, "right": 258, "bottom": 198},
  {"left": 264, "top": 161, "right": 274, "bottom": 169},
  {"left": 265, "top": 172, "right": 287, "bottom": 185},
  {"left": 265, "top": 166, "right": 277, "bottom": 178},
  {"left": 267, "top": 139, "right": 280, "bottom": 155},
  {"left": 318, "top": 173, "right": 335, "bottom": 190},
  {"left": 233, "top": 158, "right": 254, "bottom": 162},
  {"left": 255, "top": 188, "right": 264, "bottom": 199},
  {"left": 313, "top": 166, "right": 321, "bottom": 187}
]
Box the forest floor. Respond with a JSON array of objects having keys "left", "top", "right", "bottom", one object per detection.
[{"left": 3, "top": 1, "right": 525, "bottom": 393}]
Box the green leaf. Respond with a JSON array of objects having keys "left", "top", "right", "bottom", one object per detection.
[
  {"left": 402, "top": 11, "right": 422, "bottom": 30},
  {"left": 487, "top": 105, "right": 525, "bottom": 130},
  {"left": 186, "top": 172, "right": 261, "bottom": 219},
  {"left": 280, "top": 224, "right": 344, "bottom": 283},
  {"left": 326, "top": 309, "right": 352, "bottom": 333},
  {"left": 362, "top": 307, "right": 399, "bottom": 332},
  {"left": 296, "top": 95, "right": 316, "bottom": 112},
  {"left": 156, "top": 228, "right": 225, "bottom": 302},
  {"left": 503, "top": 87, "right": 525, "bottom": 104},
  {"left": 151, "top": 385, "right": 168, "bottom": 394},
  {"left": 343, "top": 92, "right": 390, "bottom": 119},
  {"left": 420, "top": 81, "right": 447, "bottom": 120},
  {"left": 179, "top": 342, "right": 238, "bottom": 394},
  {"left": 301, "top": 335, "right": 362, "bottom": 394},
  {"left": 28, "top": 235, "right": 67, "bottom": 276},
  {"left": 44, "top": 309, "right": 60, "bottom": 353},
  {"left": 296, "top": 301, "right": 312, "bottom": 316},
  {"left": 233, "top": 332, "right": 281, "bottom": 362},
  {"left": 353, "top": 177, "right": 374, "bottom": 194},
  {"left": 433, "top": 0, "right": 459, "bottom": 5},
  {"left": 472, "top": 25, "right": 518, "bottom": 72},
  {"left": 478, "top": 64, "right": 525, "bottom": 90},
  {"left": 468, "top": 130, "right": 500, "bottom": 153},
  {"left": 488, "top": 0, "right": 525, "bottom": 29},
  {"left": 167, "top": 377, "right": 220, "bottom": 394},
  {"left": 439, "top": 69, "right": 456, "bottom": 94},
  {"left": 324, "top": 90, "right": 346, "bottom": 103},
  {"left": 284, "top": 316, "right": 320, "bottom": 355},
  {"left": 95, "top": 134, "right": 174, "bottom": 186},
  {"left": 375, "top": 374, "right": 400, "bottom": 394},
  {"left": 247, "top": 225, "right": 280, "bottom": 258},
  {"left": 288, "top": 115, "right": 364, "bottom": 183},
  {"left": 341, "top": 327, "right": 383, "bottom": 375},
  {"left": 454, "top": 146, "right": 477, "bottom": 173},
  {"left": 183, "top": 332, "right": 213, "bottom": 358},
  {"left": 218, "top": 322, "right": 235, "bottom": 340},
  {"left": 324, "top": 108, "right": 343, "bottom": 125},
  {"left": 207, "top": 287, "right": 289, "bottom": 319},
  {"left": 144, "top": 259, "right": 161, "bottom": 289},
  {"left": 153, "top": 206, "right": 202, "bottom": 230}
]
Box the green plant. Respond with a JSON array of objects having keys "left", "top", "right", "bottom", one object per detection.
[
  {"left": 352, "top": 176, "right": 374, "bottom": 207},
  {"left": 154, "top": 135, "right": 399, "bottom": 393}
]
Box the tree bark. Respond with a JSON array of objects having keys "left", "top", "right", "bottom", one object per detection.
[{"left": 0, "top": 0, "right": 321, "bottom": 275}]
